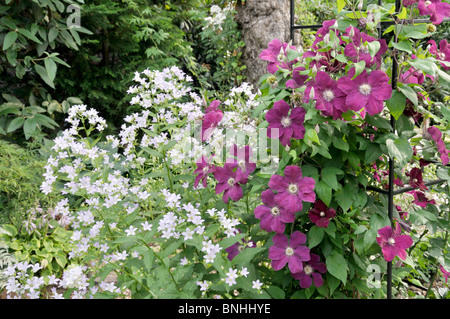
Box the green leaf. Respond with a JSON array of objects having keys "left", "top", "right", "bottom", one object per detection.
[
  {"left": 315, "top": 180, "right": 332, "bottom": 206},
  {"left": 305, "top": 128, "right": 320, "bottom": 146},
  {"left": 386, "top": 90, "right": 407, "bottom": 120},
  {"left": 332, "top": 136, "right": 349, "bottom": 152},
  {"left": 17, "top": 28, "right": 42, "bottom": 44},
  {"left": 352, "top": 60, "right": 366, "bottom": 79},
  {"left": 308, "top": 226, "right": 325, "bottom": 248},
  {"left": 397, "top": 83, "right": 418, "bottom": 106},
  {"left": 365, "top": 143, "right": 383, "bottom": 164},
  {"left": 321, "top": 167, "right": 342, "bottom": 191},
  {"left": 408, "top": 58, "right": 437, "bottom": 78},
  {"left": 392, "top": 39, "right": 412, "bottom": 54},
  {"left": 34, "top": 64, "right": 55, "bottom": 88},
  {"left": 337, "top": 0, "right": 346, "bottom": 12},
  {"left": 386, "top": 137, "right": 413, "bottom": 166},
  {"left": 326, "top": 251, "right": 348, "bottom": 285},
  {"left": 44, "top": 58, "right": 57, "bottom": 82},
  {"left": 266, "top": 285, "right": 285, "bottom": 299},
  {"left": 0, "top": 224, "right": 18, "bottom": 237},
  {"left": 3, "top": 31, "right": 17, "bottom": 50},
  {"left": 6, "top": 117, "right": 24, "bottom": 133}
]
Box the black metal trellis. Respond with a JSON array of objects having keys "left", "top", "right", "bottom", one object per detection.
[{"left": 289, "top": 0, "right": 449, "bottom": 299}]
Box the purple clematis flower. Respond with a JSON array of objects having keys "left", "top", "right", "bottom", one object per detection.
[
  {"left": 268, "top": 165, "right": 316, "bottom": 213},
  {"left": 311, "top": 71, "right": 347, "bottom": 119},
  {"left": 194, "top": 156, "right": 216, "bottom": 188},
  {"left": 400, "top": 67, "right": 425, "bottom": 85},
  {"left": 337, "top": 67, "right": 392, "bottom": 116},
  {"left": 344, "top": 26, "right": 388, "bottom": 68},
  {"left": 418, "top": 0, "right": 450, "bottom": 25},
  {"left": 406, "top": 167, "right": 428, "bottom": 191},
  {"left": 201, "top": 100, "right": 223, "bottom": 142},
  {"left": 308, "top": 199, "right": 336, "bottom": 228},
  {"left": 225, "top": 238, "right": 255, "bottom": 261},
  {"left": 269, "top": 231, "right": 311, "bottom": 273},
  {"left": 259, "top": 39, "right": 297, "bottom": 74},
  {"left": 254, "top": 189, "right": 296, "bottom": 233},
  {"left": 286, "top": 66, "right": 309, "bottom": 89},
  {"left": 229, "top": 144, "right": 256, "bottom": 184},
  {"left": 428, "top": 126, "right": 450, "bottom": 166},
  {"left": 428, "top": 39, "right": 450, "bottom": 71},
  {"left": 440, "top": 264, "right": 450, "bottom": 283},
  {"left": 291, "top": 253, "right": 327, "bottom": 288},
  {"left": 376, "top": 221, "right": 413, "bottom": 262},
  {"left": 265, "top": 100, "right": 306, "bottom": 147},
  {"left": 409, "top": 190, "right": 436, "bottom": 207},
  {"left": 214, "top": 162, "right": 244, "bottom": 203}
]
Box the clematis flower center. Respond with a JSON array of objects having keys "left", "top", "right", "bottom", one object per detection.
[
  {"left": 238, "top": 245, "right": 245, "bottom": 252},
  {"left": 304, "top": 265, "right": 314, "bottom": 275},
  {"left": 319, "top": 212, "right": 326, "bottom": 217},
  {"left": 323, "top": 89, "right": 335, "bottom": 102},
  {"left": 227, "top": 177, "right": 235, "bottom": 187},
  {"left": 271, "top": 206, "right": 280, "bottom": 216},
  {"left": 438, "top": 52, "right": 446, "bottom": 60},
  {"left": 277, "top": 48, "right": 286, "bottom": 62},
  {"left": 203, "top": 166, "right": 209, "bottom": 174},
  {"left": 285, "top": 247, "right": 294, "bottom": 256},
  {"left": 359, "top": 83, "right": 372, "bottom": 95},
  {"left": 238, "top": 159, "right": 246, "bottom": 171},
  {"left": 360, "top": 44, "right": 369, "bottom": 54},
  {"left": 288, "top": 183, "right": 298, "bottom": 194},
  {"left": 424, "top": 0, "right": 431, "bottom": 5},
  {"left": 388, "top": 238, "right": 396, "bottom": 246},
  {"left": 281, "top": 116, "right": 291, "bottom": 128}
]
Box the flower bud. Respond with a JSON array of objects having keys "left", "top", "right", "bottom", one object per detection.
[
  {"left": 358, "top": 0, "right": 363, "bottom": 10},
  {"left": 427, "top": 24, "right": 437, "bottom": 33},
  {"left": 309, "top": 86, "right": 316, "bottom": 100}
]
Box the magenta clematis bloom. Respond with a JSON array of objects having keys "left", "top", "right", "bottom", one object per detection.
[
  {"left": 312, "top": 19, "right": 342, "bottom": 50},
  {"left": 194, "top": 156, "right": 216, "bottom": 188},
  {"left": 376, "top": 221, "right": 413, "bottom": 262},
  {"left": 428, "top": 126, "right": 450, "bottom": 166},
  {"left": 409, "top": 190, "right": 436, "bottom": 207},
  {"left": 268, "top": 165, "right": 316, "bottom": 213},
  {"left": 344, "top": 26, "right": 388, "bottom": 68},
  {"left": 428, "top": 39, "right": 450, "bottom": 71},
  {"left": 269, "top": 231, "right": 311, "bottom": 273},
  {"left": 395, "top": 205, "right": 408, "bottom": 220},
  {"left": 400, "top": 67, "right": 425, "bottom": 85},
  {"left": 418, "top": 0, "right": 450, "bottom": 25},
  {"left": 308, "top": 200, "right": 336, "bottom": 228},
  {"left": 259, "top": 39, "right": 297, "bottom": 74},
  {"left": 406, "top": 167, "right": 428, "bottom": 191},
  {"left": 225, "top": 238, "right": 255, "bottom": 261},
  {"left": 311, "top": 71, "right": 347, "bottom": 119},
  {"left": 286, "top": 66, "right": 308, "bottom": 89},
  {"left": 403, "top": 0, "right": 419, "bottom": 5},
  {"left": 254, "top": 189, "right": 296, "bottom": 233},
  {"left": 440, "top": 265, "right": 450, "bottom": 283},
  {"left": 201, "top": 100, "right": 223, "bottom": 142},
  {"left": 291, "top": 254, "right": 327, "bottom": 288},
  {"left": 337, "top": 67, "right": 392, "bottom": 116},
  {"left": 265, "top": 100, "right": 306, "bottom": 147},
  {"left": 214, "top": 163, "right": 244, "bottom": 203},
  {"left": 229, "top": 144, "right": 256, "bottom": 183}
]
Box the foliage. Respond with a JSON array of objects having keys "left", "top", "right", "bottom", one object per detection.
[
  {"left": 52, "top": 0, "right": 201, "bottom": 128},
  {"left": 0, "top": 139, "right": 59, "bottom": 226},
  {"left": 0, "top": 0, "right": 92, "bottom": 144}
]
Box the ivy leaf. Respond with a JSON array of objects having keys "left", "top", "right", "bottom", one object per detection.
[{"left": 326, "top": 250, "right": 348, "bottom": 285}]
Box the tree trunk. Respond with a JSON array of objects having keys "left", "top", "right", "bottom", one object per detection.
[{"left": 235, "top": 0, "right": 291, "bottom": 88}]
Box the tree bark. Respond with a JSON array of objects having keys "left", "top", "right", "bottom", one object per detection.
[{"left": 235, "top": 0, "right": 291, "bottom": 88}]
